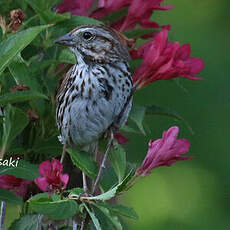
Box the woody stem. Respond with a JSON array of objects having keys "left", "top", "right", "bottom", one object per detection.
[
  {"left": 0, "top": 201, "right": 6, "bottom": 230},
  {"left": 92, "top": 132, "right": 114, "bottom": 194},
  {"left": 60, "top": 145, "right": 66, "bottom": 164},
  {"left": 82, "top": 172, "right": 88, "bottom": 193}
]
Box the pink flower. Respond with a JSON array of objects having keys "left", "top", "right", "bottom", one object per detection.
[
  {"left": 57, "top": 0, "right": 172, "bottom": 33},
  {"left": 132, "top": 30, "right": 204, "bottom": 88},
  {"left": 91, "top": 0, "right": 132, "bottom": 19},
  {"left": 115, "top": 132, "right": 129, "bottom": 144},
  {"left": 0, "top": 175, "right": 32, "bottom": 197},
  {"left": 136, "top": 126, "right": 192, "bottom": 176},
  {"left": 117, "top": 0, "right": 173, "bottom": 31},
  {"left": 56, "top": 0, "right": 94, "bottom": 16},
  {"left": 34, "top": 158, "right": 69, "bottom": 192}
]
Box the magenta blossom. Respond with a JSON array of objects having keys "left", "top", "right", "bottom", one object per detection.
[
  {"left": 131, "top": 30, "right": 204, "bottom": 88},
  {"left": 57, "top": 0, "right": 172, "bottom": 32},
  {"left": 136, "top": 126, "right": 192, "bottom": 176},
  {"left": 0, "top": 175, "right": 32, "bottom": 197},
  {"left": 91, "top": 0, "right": 132, "bottom": 19},
  {"left": 117, "top": 0, "right": 173, "bottom": 31},
  {"left": 115, "top": 132, "right": 129, "bottom": 145},
  {"left": 34, "top": 158, "right": 69, "bottom": 192},
  {"left": 57, "top": 0, "right": 94, "bottom": 16}
]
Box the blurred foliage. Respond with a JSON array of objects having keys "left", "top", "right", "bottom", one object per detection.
[{"left": 122, "top": 0, "right": 230, "bottom": 229}]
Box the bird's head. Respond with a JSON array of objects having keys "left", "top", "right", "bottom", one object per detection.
[{"left": 55, "top": 25, "right": 134, "bottom": 64}]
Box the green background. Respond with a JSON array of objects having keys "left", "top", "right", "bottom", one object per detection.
[{"left": 122, "top": 0, "right": 230, "bottom": 229}]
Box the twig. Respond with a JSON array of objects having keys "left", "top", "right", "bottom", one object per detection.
[
  {"left": 60, "top": 144, "right": 66, "bottom": 163},
  {"left": 0, "top": 201, "right": 6, "bottom": 230},
  {"left": 0, "top": 146, "right": 6, "bottom": 160},
  {"left": 36, "top": 214, "right": 43, "bottom": 230},
  {"left": 80, "top": 219, "right": 85, "bottom": 230},
  {"left": 82, "top": 172, "right": 88, "bottom": 194},
  {"left": 73, "top": 220, "right": 77, "bottom": 230},
  {"left": 91, "top": 144, "right": 98, "bottom": 189},
  {"left": 92, "top": 132, "right": 114, "bottom": 194}
]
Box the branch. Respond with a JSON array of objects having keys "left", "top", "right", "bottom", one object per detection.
[
  {"left": 0, "top": 201, "right": 6, "bottom": 230},
  {"left": 91, "top": 132, "right": 114, "bottom": 194}
]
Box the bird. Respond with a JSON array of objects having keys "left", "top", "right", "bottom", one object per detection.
[{"left": 55, "top": 25, "right": 133, "bottom": 192}]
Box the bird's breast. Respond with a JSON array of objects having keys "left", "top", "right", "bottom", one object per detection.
[{"left": 57, "top": 61, "right": 132, "bottom": 146}]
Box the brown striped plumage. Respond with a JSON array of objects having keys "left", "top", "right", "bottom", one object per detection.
[{"left": 55, "top": 25, "right": 133, "bottom": 151}]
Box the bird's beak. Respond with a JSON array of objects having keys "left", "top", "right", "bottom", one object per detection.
[{"left": 55, "top": 32, "right": 75, "bottom": 46}]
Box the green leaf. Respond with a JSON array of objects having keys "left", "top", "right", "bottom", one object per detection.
[
  {"left": 115, "top": 169, "right": 135, "bottom": 194},
  {"left": 30, "top": 59, "right": 59, "bottom": 74},
  {"left": 33, "top": 136, "right": 62, "bottom": 156},
  {"left": 99, "top": 167, "right": 117, "bottom": 192},
  {"left": 67, "top": 187, "right": 84, "bottom": 196},
  {"left": 27, "top": 0, "right": 61, "bottom": 10},
  {"left": 16, "top": 0, "right": 28, "bottom": 11},
  {"left": 86, "top": 186, "right": 117, "bottom": 202},
  {"left": 145, "top": 105, "right": 194, "bottom": 134},
  {"left": 0, "top": 24, "right": 50, "bottom": 75},
  {"left": 58, "top": 48, "right": 76, "bottom": 64},
  {"left": 29, "top": 194, "right": 79, "bottom": 220},
  {"left": 145, "top": 104, "right": 183, "bottom": 119},
  {"left": 66, "top": 15, "right": 102, "bottom": 27},
  {"left": 8, "top": 55, "right": 41, "bottom": 91},
  {"left": 42, "top": 12, "right": 70, "bottom": 24},
  {"left": 0, "top": 160, "right": 39, "bottom": 180},
  {"left": 20, "top": 15, "right": 39, "bottom": 31},
  {"left": 60, "top": 227, "right": 72, "bottom": 230},
  {"left": 129, "top": 105, "right": 146, "bottom": 134},
  {"left": 124, "top": 28, "right": 158, "bottom": 38},
  {"left": 67, "top": 149, "right": 98, "bottom": 179},
  {"left": 0, "top": 91, "right": 48, "bottom": 106},
  {"left": 83, "top": 203, "right": 102, "bottom": 230},
  {"left": 55, "top": 15, "right": 102, "bottom": 32},
  {"left": 26, "top": 0, "right": 71, "bottom": 24},
  {"left": 72, "top": 170, "right": 134, "bottom": 201},
  {"left": 0, "top": 27, "right": 2, "bottom": 41},
  {"left": 120, "top": 124, "right": 141, "bottom": 134},
  {"left": 100, "top": 203, "right": 138, "bottom": 220},
  {"left": 9, "top": 214, "right": 41, "bottom": 230},
  {"left": 0, "top": 188, "right": 22, "bottom": 204},
  {"left": 109, "top": 144, "right": 126, "bottom": 182},
  {"left": 28, "top": 192, "right": 49, "bottom": 201},
  {"left": 130, "top": 59, "right": 142, "bottom": 73},
  {"left": 53, "top": 0, "right": 63, "bottom": 5},
  {"left": 29, "top": 99, "right": 47, "bottom": 118},
  {"left": 92, "top": 203, "right": 122, "bottom": 230},
  {"left": 1, "top": 105, "right": 29, "bottom": 152}
]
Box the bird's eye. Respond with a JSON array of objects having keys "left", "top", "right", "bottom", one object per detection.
[{"left": 83, "top": 32, "right": 93, "bottom": 40}]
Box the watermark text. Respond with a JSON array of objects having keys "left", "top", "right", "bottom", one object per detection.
[{"left": 0, "top": 157, "right": 20, "bottom": 167}]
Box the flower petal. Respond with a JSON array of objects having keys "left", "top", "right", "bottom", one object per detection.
[
  {"left": 38, "top": 160, "right": 52, "bottom": 177},
  {"left": 35, "top": 177, "right": 49, "bottom": 192},
  {"left": 115, "top": 132, "right": 129, "bottom": 144},
  {"left": 136, "top": 126, "right": 192, "bottom": 176},
  {"left": 132, "top": 30, "right": 204, "bottom": 87},
  {"left": 60, "top": 174, "right": 69, "bottom": 188},
  {"left": 51, "top": 158, "right": 63, "bottom": 173}
]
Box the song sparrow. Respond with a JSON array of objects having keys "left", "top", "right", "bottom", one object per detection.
[{"left": 55, "top": 25, "right": 133, "bottom": 151}]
